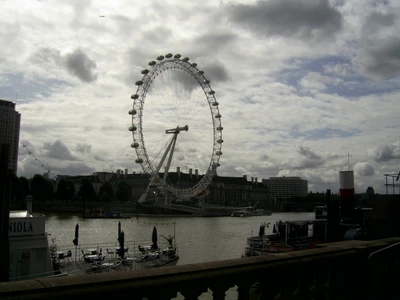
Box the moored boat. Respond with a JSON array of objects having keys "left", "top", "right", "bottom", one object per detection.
[{"left": 243, "top": 219, "right": 327, "bottom": 257}]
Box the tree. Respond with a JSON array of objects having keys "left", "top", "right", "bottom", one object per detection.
[
  {"left": 98, "top": 182, "right": 114, "bottom": 202},
  {"left": 55, "top": 178, "right": 75, "bottom": 202},
  {"left": 19, "top": 176, "right": 30, "bottom": 197},
  {"left": 31, "top": 174, "right": 53, "bottom": 202},
  {"left": 11, "top": 175, "right": 23, "bottom": 204},
  {"left": 116, "top": 181, "right": 131, "bottom": 203},
  {"left": 77, "top": 177, "right": 98, "bottom": 202}
]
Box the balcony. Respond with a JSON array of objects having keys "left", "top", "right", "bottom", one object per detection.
[{"left": 1, "top": 237, "right": 399, "bottom": 299}]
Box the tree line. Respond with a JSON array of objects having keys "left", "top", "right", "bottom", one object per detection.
[{"left": 10, "top": 174, "right": 132, "bottom": 203}]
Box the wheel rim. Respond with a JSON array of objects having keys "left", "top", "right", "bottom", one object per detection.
[{"left": 129, "top": 54, "right": 223, "bottom": 199}]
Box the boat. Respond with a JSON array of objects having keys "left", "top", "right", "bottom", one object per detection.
[
  {"left": 231, "top": 208, "right": 272, "bottom": 217},
  {"left": 9, "top": 197, "right": 60, "bottom": 281},
  {"left": 243, "top": 219, "right": 328, "bottom": 257}
]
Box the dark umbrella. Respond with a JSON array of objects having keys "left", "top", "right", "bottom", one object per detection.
[
  {"left": 151, "top": 226, "right": 158, "bottom": 250},
  {"left": 118, "top": 230, "right": 125, "bottom": 259},
  {"left": 118, "top": 221, "right": 121, "bottom": 243},
  {"left": 258, "top": 223, "right": 265, "bottom": 237},
  {"left": 73, "top": 223, "right": 79, "bottom": 246}
]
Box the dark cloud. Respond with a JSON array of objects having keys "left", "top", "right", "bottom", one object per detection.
[
  {"left": 226, "top": 0, "right": 342, "bottom": 40},
  {"left": 294, "top": 145, "right": 324, "bottom": 169},
  {"left": 65, "top": 48, "right": 97, "bottom": 82},
  {"left": 354, "top": 162, "right": 375, "bottom": 177},
  {"left": 363, "top": 11, "right": 396, "bottom": 35},
  {"left": 361, "top": 37, "right": 400, "bottom": 80},
  {"left": 202, "top": 61, "right": 229, "bottom": 83},
  {"left": 368, "top": 143, "right": 400, "bottom": 162},
  {"left": 42, "top": 140, "right": 76, "bottom": 160},
  {"left": 31, "top": 47, "right": 97, "bottom": 82},
  {"left": 76, "top": 143, "right": 92, "bottom": 154},
  {"left": 54, "top": 162, "right": 95, "bottom": 176}
]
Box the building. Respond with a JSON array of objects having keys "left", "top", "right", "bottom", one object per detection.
[
  {"left": 262, "top": 176, "right": 308, "bottom": 201},
  {"left": 0, "top": 99, "right": 21, "bottom": 174}
]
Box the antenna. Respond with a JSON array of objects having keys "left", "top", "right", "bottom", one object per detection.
[{"left": 345, "top": 153, "right": 352, "bottom": 171}]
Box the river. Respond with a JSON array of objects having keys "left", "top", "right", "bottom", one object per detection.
[
  {"left": 46, "top": 212, "right": 314, "bottom": 265},
  {"left": 45, "top": 212, "right": 315, "bottom": 299}
]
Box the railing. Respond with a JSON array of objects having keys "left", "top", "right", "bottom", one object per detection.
[{"left": 1, "top": 237, "right": 400, "bottom": 300}]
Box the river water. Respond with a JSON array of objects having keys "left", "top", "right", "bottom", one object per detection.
[
  {"left": 45, "top": 212, "right": 315, "bottom": 299},
  {"left": 46, "top": 212, "right": 314, "bottom": 264}
]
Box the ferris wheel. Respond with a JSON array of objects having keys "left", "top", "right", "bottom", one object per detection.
[{"left": 129, "top": 53, "right": 223, "bottom": 202}]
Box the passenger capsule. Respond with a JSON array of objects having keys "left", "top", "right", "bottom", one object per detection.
[
  {"left": 131, "top": 94, "right": 139, "bottom": 99},
  {"left": 135, "top": 158, "right": 143, "bottom": 164},
  {"left": 129, "top": 126, "right": 137, "bottom": 131},
  {"left": 148, "top": 61, "right": 157, "bottom": 66},
  {"left": 215, "top": 114, "right": 221, "bottom": 119},
  {"left": 165, "top": 53, "right": 173, "bottom": 58},
  {"left": 174, "top": 54, "right": 181, "bottom": 59},
  {"left": 216, "top": 126, "right": 223, "bottom": 131},
  {"left": 131, "top": 142, "right": 139, "bottom": 148},
  {"left": 157, "top": 55, "right": 164, "bottom": 61},
  {"left": 216, "top": 151, "right": 223, "bottom": 156},
  {"left": 135, "top": 80, "right": 143, "bottom": 86},
  {"left": 141, "top": 69, "right": 149, "bottom": 74},
  {"left": 217, "top": 139, "right": 224, "bottom": 143},
  {"left": 128, "top": 109, "right": 137, "bottom": 115},
  {"left": 204, "top": 79, "right": 210, "bottom": 84},
  {"left": 212, "top": 102, "right": 219, "bottom": 106},
  {"left": 191, "top": 63, "right": 197, "bottom": 67},
  {"left": 198, "top": 70, "right": 204, "bottom": 75},
  {"left": 182, "top": 57, "right": 190, "bottom": 62},
  {"left": 208, "top": 91, "right": 215, "bottom": 95}
]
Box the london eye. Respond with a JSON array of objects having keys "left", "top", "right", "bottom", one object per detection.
[{"left": 129, "top": 53, "right": 223, "bottom": 203}]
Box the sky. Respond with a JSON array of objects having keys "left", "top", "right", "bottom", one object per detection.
[{"left": 1, "top": 0, "right": 400, "bottom": 195}]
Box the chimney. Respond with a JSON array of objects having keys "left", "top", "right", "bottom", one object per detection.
[
  {"left": 177, "top": 167, "right": 180, "bottom": 176},
  {"left": 255, "top": 177, "right": 258, "bottom": 183},
  {"left": 195, "top": 169, "right": 198, "bottom": 178},
  {"left": 116, "top": 169, "right": 120, "bottom": 179},
  {"left": 125, "top": 169, "right": 128, "bottom": 178},
  {"left": 243, "top": 175, "right": 247, "bottom": 181},
  {"left": 189, "top": 168, "right": 192, "bottom": 177},
  {"left": 251, "top": 177, "right": 254, "bottom": 183},
  {"left": 26, "top": 195, "right": 33, "bottom": 214}
]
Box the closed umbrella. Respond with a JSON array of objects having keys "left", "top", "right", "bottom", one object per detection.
[
  {"left": 258, "top": 223, "right": 265, "bottom": 237},
  {"left": 118, "top": 230, "right": 125, "bottom": 259},
  {"left": 151, "top": 226, "right": 158, "bottom": 250},
  {"left": 72, "top": 223, "right": 79, "bottom": 261},
  {"left": 118, "top": 221, "right": 121, "bottom": 243},
  {"left": 73, "top": 223, "right": 79, "bottom": 246}
]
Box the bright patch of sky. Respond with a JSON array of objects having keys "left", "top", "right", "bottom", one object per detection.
[{"left": 1, "top": 0, "right": 400, "bottom": 194}]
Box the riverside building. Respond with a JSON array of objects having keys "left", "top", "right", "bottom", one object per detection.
[{"left": 0, "top": 99, "right": 21, "bottom": 174}]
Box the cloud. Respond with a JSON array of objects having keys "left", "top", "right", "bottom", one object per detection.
[
  {"left": 64, "top": 48, "right": 98, "bottom": 83},
  {"left": 226, "top": 0, "right": 342, "bottom": 41},
  {"left": 30, "top": 47, "right": 97, "bottom": 83},
  {"left": 76, "top": 144, "right": 92, "bottom": 154},
  {"left": 292, "top": 145, "right": 325, "bottom": 169},
  {"left": 354, "top": 162, "right": 375, "bottom": 176},
  {"left": 42, "top": 140, "right": 77, "bottom": 160},
  {"left": 368, "top": 142, "right": 400, "bottom": 162}
]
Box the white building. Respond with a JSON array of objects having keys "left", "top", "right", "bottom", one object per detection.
[
  {"left": 262, "top": 176, "right": 308, "bottom": 201},
  {"left": 0, "top": 99, "right": 21, "bottom": 174}
]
